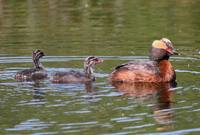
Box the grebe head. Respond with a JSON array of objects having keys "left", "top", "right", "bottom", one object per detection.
[
  {"left": 32, "top": 50, "right": 45, "bottom": 69},
  {"left": 150, "top": 38, "right": 177, "bottom": 61},
  {"left": 84, "top": 56, "right": 103, "bottom": 76}
]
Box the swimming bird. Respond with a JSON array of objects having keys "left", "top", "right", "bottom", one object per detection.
[
  {"left": 109, "top": 38, "right": 177, "bottom": 82},
  {"left": 52, "top": 56, "right": 103, "bottom": 83},
  {"left": 15, "top": 49, "right": 47, "bottom": 81}
]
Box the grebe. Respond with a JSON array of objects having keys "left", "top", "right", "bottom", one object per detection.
[
  {"left": 109, "top": 38, "right": 177, "bottom": 83},
  {"left": 52, "top": 56, "right": 103, "bottom": 83},
  {"left": 15, "top": 50, "right": 47, "bottom": 81}
]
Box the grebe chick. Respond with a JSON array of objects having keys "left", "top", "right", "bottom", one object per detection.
[
  {"left": 52, "top": 56, "right": 103, "bottom": 83},
  {"left": 109, "top": 38, "right": 178, "bottom": 83},
  {"left": 15, "top": 50, "right": 47, "bottom": 81}
]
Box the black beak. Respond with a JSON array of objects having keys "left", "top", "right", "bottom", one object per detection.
[{"left": 173, "top": 50, "right": 180, "bottom": 55}]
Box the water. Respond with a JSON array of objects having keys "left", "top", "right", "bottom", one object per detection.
[{"left": 0, "top": 0, "right": 200, "bottom": 134}]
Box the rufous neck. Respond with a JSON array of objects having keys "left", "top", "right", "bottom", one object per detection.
[{"left": 158, "top": 60, "right": 175, "bottom": 82}]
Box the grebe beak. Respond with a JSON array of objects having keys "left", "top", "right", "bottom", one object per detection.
[
  {"left": 167, "top": 48, "right": 179, "bottom": 55},
  {"left": 93, "top": 58, "right": 104, "bottom": 64},
  {"left": 96, "top": 59, "right": 104, "bottom": 64},
  {"left": 173, "top": 50, "right": 180, "bottom": 55}
]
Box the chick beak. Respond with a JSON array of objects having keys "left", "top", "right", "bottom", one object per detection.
[{"left": 96, "top": 59, "right": 104, "bottom": 64}]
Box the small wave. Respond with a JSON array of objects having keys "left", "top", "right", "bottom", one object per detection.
[
  {"left": 148, "top": 128, "right": 200, "bottom": 135},
  {"left": 176, "top": 69, "right": 200, "bottom": 74},
  {"left": 0, "top": 55, "right": 198, "bottom": 64}
]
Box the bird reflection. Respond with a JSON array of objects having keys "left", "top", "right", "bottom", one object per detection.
[
  {"left": 111, "top": 81, "right": 177, "bottom": 131},
  {"left": 32, "top": 81, "right": 94, "bottom": 101},
  {"left": 84, "top": 82, "right": 94, "bottom": 93},
  {"left": 32, "top": 81, "right": 46, "bottom": 100}
]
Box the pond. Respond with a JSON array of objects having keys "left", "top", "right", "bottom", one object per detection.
[{"left": 0, "top": 0, "right": 200, "bottom": 134}]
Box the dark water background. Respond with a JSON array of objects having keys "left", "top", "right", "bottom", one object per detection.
[{"left": 0, "top": 0, "right": 200, "bottom": 134}]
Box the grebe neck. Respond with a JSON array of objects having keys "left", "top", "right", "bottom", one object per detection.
[
  {"left": 33, "top": 58, "right": 44, "bottom": 70},
  {"left": 84, "top": 64, "right": 94, "bottom": 79},
  {"left": 158, "top": 60, "right": 175, "bottom": 82}
]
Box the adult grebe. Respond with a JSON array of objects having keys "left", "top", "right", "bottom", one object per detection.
[{"left": 109, "top": 38, "right": 177, "bottom": 82}]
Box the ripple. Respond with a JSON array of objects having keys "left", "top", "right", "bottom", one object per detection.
[
  {"left": 60, "top": 121, "right": 98, "bottom": 130},
  {"left": 31, "top": 132, "right": 57, "bottom": 135},
  {"left": 111, "top": 117, "right": 143, "bottom": 123},
  {"left": 64, "top": 110, "right": 91, "bottom": 114},
  {"left": 176, "top": 69, "right": 200, "bottom": 74},
  {"left": 102, "top": 131, "right": 132, "bottom": 135},
  {"left": 148, "top": 128, "right": 200, "bottom": 135},
  {"left": 133, "top": 113, "right": 148, "bottom": 116},
  {"left": 6, "top": 119, "right": 51, "bottom": 131},
  {"left": 60, "top": 121, "right": 98, "bottom": 126},
  {"left": 171, "top": 106, "right": 193, "bottom": 111},
  {"left": 192, "top": 109, "right": 200, "bottom": 112},
  {"left": 0, "top": 55, "right": 199, "bottom": 64},
  {"left": 123, "top": 123, "right": 155, "bottom": 129},
  {"left": 17, "top": 99, "right": 47, "bottom": 106},
  {"left": 114, "top": 106, "right": 137, "bottom": 111}
]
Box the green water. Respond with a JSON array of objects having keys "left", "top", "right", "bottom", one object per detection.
[{"left": 0, "top": 0, "right": 200, "bottom": 134}]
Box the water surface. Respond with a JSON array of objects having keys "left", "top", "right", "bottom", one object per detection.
[{"left": 0, "top": 0, "right": 200, "bottom": 134}]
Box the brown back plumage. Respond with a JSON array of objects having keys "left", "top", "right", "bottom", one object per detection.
[
  {"left": 52, "top": 56, "right": 103, "bottom": 83},
  {"left": 15, "top": 49, "right": 47, "bottom": 81}
]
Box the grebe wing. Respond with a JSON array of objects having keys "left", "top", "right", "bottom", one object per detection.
[
  {"left": 53, "top": 70, "right": 85, "bottom": 77},
  {"left": 115, "top": 61, "right": 159, "bottom": 74}
]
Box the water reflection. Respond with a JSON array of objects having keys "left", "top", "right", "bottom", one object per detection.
[
  {"left": 23, "top": 80, "right": 94, "bottom": 102},
  {"left": 111, "top": 81, "right": 177, "bottom": 131},
  {"left": 0, "top": 0, "right": 200, "bottom": 134},
  {"left": 84, "top": 82, "right": 93, "bottom": 93},
  {"left": 32, "top": 81, "right": 46, "bottom": 100}
]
